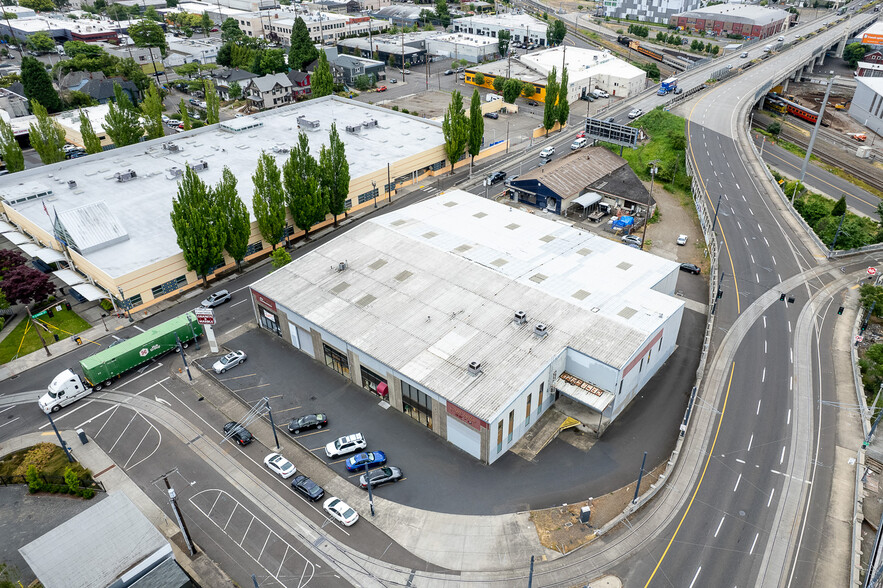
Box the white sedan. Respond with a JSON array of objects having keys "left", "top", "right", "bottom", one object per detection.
[
  {"left": 263, "top": 453, "right": 296, "bottom": 479},
  {"left": 213, "top": 350, "right": 247, "bottom": 374},
  {"left": 323, "top": 497, "right": 359, "bottom": 526},
  {"left": 628, "top": 108, "right": 643, "bottom": 119},
  {"left": 677, "top": 234, "right": 688, "bottom": 246}
]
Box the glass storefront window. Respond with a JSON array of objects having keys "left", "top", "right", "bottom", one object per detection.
[
  {"left": 323, "top": 343, "right": 349, "bottom": 378},
  {"left": 360, "top": 366, "right": 387, "bottom": 397},
  {"left": 259, "top": 309, "right": 281, "bottom": 336},
  {"left": 402, "top": 381, "right": 432, "bottom": 429}
]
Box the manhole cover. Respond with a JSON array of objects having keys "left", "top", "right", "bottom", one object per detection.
[{"left": 739, "top": 510, "right": 746, "bottom": 517}]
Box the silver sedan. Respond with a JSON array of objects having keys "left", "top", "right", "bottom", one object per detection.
[{"left": 212, "top": 350, "right": 247, "bottom": 374}]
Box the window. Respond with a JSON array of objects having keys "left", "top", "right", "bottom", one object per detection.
[
  {"left": 357, "top": 187, "right": 379, "bottom": 204},
  {"left": 246, "top": 241, "right": 263, "bottom": 256},
  {"left": 151, "top": 275, "right": 187, "bottom": 298},
  {"left": 323, "top": 343, "right": 349, "bottom": 377},
  {"left": 360, "top": 366, "right": 387, "bottom": 397},
  {"left": 344, "top": 199, "right": 352, "bottom": 209},
  {"left": 525, "top": 393, "right": 532, "bottom": 425},
  {"left": 507, "top": 410, "right": 514, "bottom": 442},
  {"left": 537, "top": 383, "right": 544, "bottom": 414},
  {"left": 639, "top": 358, "right": 643, "bottom": 373},
  {"left": 119, "top": 293, "right": 142, "bottom": 309},
  {"left": 497, "top": 421, "right": 503, "bottom": 453},
  {"left": 402, "top": 381, "right": 433, "bottom": 429}
]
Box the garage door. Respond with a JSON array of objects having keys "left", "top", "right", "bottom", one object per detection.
[
  {"left": 296, "top": 325, "right": 315, "bottom": 358},
  {"left": 446, "top": 416, "right": 481, "bottom": 460}
]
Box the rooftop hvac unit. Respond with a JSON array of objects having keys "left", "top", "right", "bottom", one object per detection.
[
  {"left": 533, "top": 323, "right": 548, "bottom": 338},
  {"left": 345, "top": 124, "right": 361, "bottom": 134},
  {"left": 115, "top": 169, "right": 137, "bottom": 182},
  {"left": 362, "top": 118, "right": 378, "bottom": 128},
  {"left": 272, "top": 144, "right": 289, "bottom": 153},
  {"left": 298, "top": 116, "right": 320, "bottom": 130},
  {"left": 163, "top": 143, "right": 181, "bottom": 153},
  {"left": 67, "top": 180, "right": 77, "bottom": 189},
  {"left": 513, "top": 310, "right": 527, "bottom": 325},
  {"left": 334, "top": 260, "right": 348, "bottom": 272},
  {"left": 166, "top": 167, "right": 184, "bottom": 179},
  {"left": 467, "top": 361, "right": 482, "bottom": 376},
  {"left": 192, "top": 160, "right": 209, "bottom": 172}
]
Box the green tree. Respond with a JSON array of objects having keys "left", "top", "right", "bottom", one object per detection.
[
  {"left": 261, "top": 48, "right": 287, "bottom": 74},
  {"left": 288, "top": 17, "right": 319, "bottom": 71},
  {"left": 115, "top": 57, "right": 150, "bottom": 91},
  {"left": 388, "top": 54, "right": 396, "bottom": 68},
  {"left": 270, "top": 248, "right": 292, "bottom": 269},
  {"left": 204, "top": 79, "right": 219, "bottom": 124},
  {"left": 103, "top": 84, "right": 143, "bottom": 147},
  {"left": 213, "top": 166, "right": 251, "bottom": 271},
  {"left": 492, "top": 75, "right": 505, "bottom": 93},
  {"left": 522, "top": 84, "right": 535, "bottom": 98},
  {"left": 843, "top": 42, "right": 867, "bottom": 69},
  {"left": 19, "top": 0, "right": 54, "bottom": 12},
  {"left": 25, "top": 464, "right": 43, "bottom": 493},
  {"left": 543, "top": 66, "right": 558, "bottom": 131},
  {"left": 766, "top": 121, "right": 781, "bottom": 136},
  {"left": 831, "top": 195, "right": 847, "bottom": 217},
  {"left": 140, "top": 83, "right": 164, "bottom": 140},
  {"left": 144, "top": 6, "right": 161, "bottom": 21},
  {"left": 556, "top": 67, "right": 569, "bottom": 129},
  {"left": 229, "top": 80, "right": 242, "bottom": 100},
  {"left": 474, "top": 72, "right": 485, "bottom": 86},
  {"left": 170, "top": 166, "right": 226, "bottom": 287},
  {"left": 179, "top": 99, "right": 191, "bottom": 130},
  {"left": 0, "top": 117, "right": 24, "bottom": 173},
  {"left": 467, "top": 89, "right": 483, "bottom": 171},
  {"left": 21, "top": 56, "right": 62, "bottom": 113},
  {"left": 442, "top": 90, "right": 468, "bottom": 175},
  {"left": 435, "top": 0, "right": 451, "bottom": 27},
  {"left": 175, "top": 62, "right": 200, "bottom": 79},
  {"left": 548, "top": 19, "right": 567, "bottom": 45},
  {"left": 312, "top": 50, "right": 333, "bottom": 97},
  {"left": 498, "top": 29, "right": 511, "bottom": 56},
  {"left": 502, "top": 78, "right": 523, "bottom": 103},
  {"left": 319, "top": 123, "right": 350, "bottom": 226},
  {"left": 284, "top": 132, "right": 326, "bottom": 238},
  {"left": 78, "top": 109, "right": 102, "bottom": 154},
  {"left": 28, "top": 100, "right": 66, "bottom": 164},
  {"left": 252, "top": 151, "right": 287, "bottom": 249},
  {"left": 201, "top": 12, "right": 212, "bottom": 37},
  {"left": 64, "top": 466, "right": 80, "bottom": 493},
  {"left": 64, "top": 90, "right": 97, "bottom": 109},
  {"left": 128, "top": 19, "right": 167, "bottom": 83},
  {"left": 221, "top": 17, "right": 244, "bottom": 43},
  {"left": 860, "top": 285, "right": 883, "bottom": 317},
  {"left": 26, "top": 31, "right": 55, "bottom": 53}
]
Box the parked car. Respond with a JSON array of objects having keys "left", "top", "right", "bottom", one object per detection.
[
  {"left": 223, "top": 422, "right": 253, "bottom": 446},
  {"left": 288, "top": 413, "right": 327, "bottom": 434},
  {"left": 628, "top": 108, "right": 643, "bottom": 119},
  {"left": 291, "top": 475, "right": 324, "bottom": 501},
  {"left": 539, "top": 146, "right": 555, "bottom": 158},
  {"left": 345, "top": 451, "right": 387, "bottom": 472},
  {"left": 676, "top": 234, "right": 688, "bottom": 246},
  {"left": 263, "top": 453, "right": 296, "bottom": 478},
  {"left": 201, "top": 289, "right": 231, "bottom": 308},
  {"left": 325, "top": 433, "right": 367, "bottom": 458},
  {"left": 606, "top": 116, "right": 616, "bottom": 122},
  {"left": 680, "top": 263, "right": 701, "bottom": 274},
  {"left": 390, "top": 78, "right": 397, "bottom": 83},
  {"left": 458, "top": 73, "right": 465, "bottom": 80},
  {"left": 526, "top": 99, "right": 538, "bottom": 106},
  {"left": 189, "top": 98, "right": 200, "bottom": 105},
  {"left": 673, "top": 87, "right": 683, "bottom": 95},
  {"left": 455, "top": 67, "right": 465, "bottom": 73},
  {"left": 323, "top": 497, "right": 359, "bottom": 526},
  {"left": 359, "top": 466, "right": 403, "bottom": 488},
  {"left": 621, "top": 234, "right": 642, "bottom": 246},
  {"left": 484, "top": 112, "right": 499, "bottom": 119},
  {"left": 444, "top": 69, "right": 454, "bottom": 75},
  {"left": 377, "top": 85, "right": 387, "bottom": 92},
  {"left": 487, "top": 171, "right": 507, "bottom": 185},
  {"left": 212, "top": 350, "right": 247, "bottom": 374}
]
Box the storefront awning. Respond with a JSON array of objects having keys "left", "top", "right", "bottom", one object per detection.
[
  {"left": 556, "top": 373, "right": 614, "bottom": 414},
  {"left": 34, "top": 248, "right": 66, "bottom": 264},
  {"left": 573, "top": 192, "right": 602, "bottom": 208},
  {"left": 70, "top": 283, "right": 107, "bottom": 302},
  {"left": 52, "top": 269, "right": 85, "bottom": 286},
  {"left": 0, "top": 220, "right": 15, "bottom": 232},
  {"left": 18, "top": 243, "right": 43, "bottom": 257},
  {"left": 4, "top": 231, "right": 32, "bottom": 245}
]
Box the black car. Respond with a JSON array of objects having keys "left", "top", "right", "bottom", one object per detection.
[
  {"left": 288, "top": 413, "right": 328, "bottom": 434},
  {"left": 527, "top": 100, "right": 539, "bottom": 106},
  {"left": 680, "top": 263, "right": 701, "bottom": 275},
  {"left": 444, "top": 69, "right": 454, "bottom": 75},
  {"left": 487, "top": 171, "right": 507, "bottom": 185},
  {"left": 223, "top": 422, "right": 253, "bottom": 446},
  {"left": 359, "top": 466, "right": 403, "bottom": 489},
  {"left": 291, "top": 475, "right": 325, "bottom": 501},
  {"left": 484, "top": 112, "right": 499, "bottom": 119}
]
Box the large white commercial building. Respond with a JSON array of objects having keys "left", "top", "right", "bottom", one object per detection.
[
  {"left": 849, "top": 77, "right": 883, "bottom": 135},
  {"left": 425, "top": 32, "right": 499, "bottom": 63},
  {"left": 603, "top": 0, "right": 700, "bottom": 24},
  {"left": 249, "top": 191, "right": 684, "bottom": 464},
  {"left": 453, "top": 14, "right": 548, "bottom": 48},
  {"left": 0, "top": 97, "right": 449, "bottom": 311}
]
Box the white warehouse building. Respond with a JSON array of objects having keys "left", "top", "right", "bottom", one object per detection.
[
  {"left": 452, "top": 13, "right": 548, "bottom": 48},
  {"left": 522, "top": 46, "right": 647, "bottom": 100},
  {"left": 249, "top": 191, "right": 685, "bottom": 464}
]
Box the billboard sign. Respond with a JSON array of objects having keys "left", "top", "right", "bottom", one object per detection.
[{"left": 585, "top": 117, "right": 640, "bottom": 149}]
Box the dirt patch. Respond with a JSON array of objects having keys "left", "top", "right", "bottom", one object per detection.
[
  {"left": 783, "top": 81, "right": 868, "bottom": 136},
  {"left": 529, "top": 461, "right": 666, "bottom": 554},
  {"left": 374, "top": 89, "right": 460, "bottom": 119}
]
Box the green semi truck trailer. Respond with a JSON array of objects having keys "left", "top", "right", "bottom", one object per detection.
[{"left": 39, "top": 313, "right": 203, "bottom": 413}]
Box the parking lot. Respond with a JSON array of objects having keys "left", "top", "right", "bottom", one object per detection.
[{"left": 196, "top": 314, "right": 704, "bottom": 516}]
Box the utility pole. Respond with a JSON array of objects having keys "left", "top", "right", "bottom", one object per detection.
[
  {"left": 632, "top": 450, "right": 648, "bottom": 504},
  {"left": 401, "top": 30, "right": 405, "bottom": 83},
  {"left": 264, "top": 397, "right": 281, "bottom": 450},
  {"left": 363, "top": 463, "right": 375, "bottom": 516},
  {"left": 792, "top": 76, "right": 834, "bottom": 204},
  {"left": 710, "top": 193, "right": 723, "bottom": 234},
  {"left": 164, "top": 475, "right": 197, "bottom": 556},
  {"left": 175, "top": 334, "right": 193, "bottom": 382},
  {"left": 45, "top": 411, "right": 74, "bottom": 463},
  {"left": 27, "top": 306, "right": 51, "bottom": 357},
  {"left": 640, "top": 161, "right": 658, "bottom": 250}
]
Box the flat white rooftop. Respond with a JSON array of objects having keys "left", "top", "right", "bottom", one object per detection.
[
  {"left": 521, "top": 46, "right": 645, "bottom": 80},
  {"left": 252, "top": 190, "right": 683, "bottom": 422},
  {"left": 432, "top": 32, "right": 498, "bottom": 47},
  {"left": 54, "top": 104, "right": 111, "bottom": 136},
  {"left": 4, "top": 16, "right": 119, "bottom": 34},
  {"left": 453, "top": 13, "right": 547, "bottom": 31},
  {"left": 0, "top": 97, "right": 444, "bottom": 278},
  {"left": 857, "top": 76, "right": 883, "bottom": 95},
  {"left": 676, "top": 4, "right": 790, "bottom": 24}
]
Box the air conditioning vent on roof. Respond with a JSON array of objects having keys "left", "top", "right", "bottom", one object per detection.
[
  {"left": 345, "top": 124, "right": 361, "bottom": 134},
  {"left": 192, "top": 160, "right": 209, "bottom": 172},
  {"left": 467, "top": 361, "right": 482, "bottom": 376},
  {"left": 297, "top": 116, "right": 320, "bottom": 130},
  {"left": 167, "top": 166, "right": 184, "bottom": 180},
  {"left": 362, "top": 118, "right": 378, "bottom": 128},
  {"left": 67, "top": 180, "right": 77, "bottom": 189},
  {"left": 271, "top": 145, "right": 289, "bottom": 153},
  {"left": 115, "top": 169, "right": 137, "bottom": 182},
  {"left": 513, "top": 310, "right": 526, "bottom": 325},
  {"left": 534, "top": 323, "right": 548, "bottom": 338},
  {"left": 163, "top": 143, "right": 181, "bottom": 153}
]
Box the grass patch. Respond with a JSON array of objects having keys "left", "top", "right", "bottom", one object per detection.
[
  {"left": 824, "top": 165, "right": 883, "bottom": 201},
  {"left": 0, "top": 308, "right": 91, "bottom": 364},
  {"left": 755, "top": 129, "right": 823, "bottom": 163},
  {"left": 0, "top": 444, "right": 76, "bottom": 478}
]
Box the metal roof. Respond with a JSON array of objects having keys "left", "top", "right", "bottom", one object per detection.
[
  {"left": 252, "top": 190, "right": 682, "bottom": 422},
  {"left": 514, "top": 147, "right": 629, "bottom": 200},
  {"left": 56, "top": 201, "right": 129, "bottom": 255}
]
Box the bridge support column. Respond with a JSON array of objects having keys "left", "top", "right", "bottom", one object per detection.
[
  {"left": 782, "top": 78, "right": 790, "bottom": 92},
  {"left": 817, "top": 53, "right": 825, "bottom": 68},
  {"left": 835, "top": 35, "right": 847, "bottom": 58}
]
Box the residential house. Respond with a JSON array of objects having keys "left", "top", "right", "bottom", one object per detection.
[
  {"left": 287, "top": 70, "right": 311, "bottom": 98},
  {"left": 79, "top": 77, "right": 141, "bottom": 105},
  {"left": 331, "top": 53, "right": 385, "bottom": 85},
  {"left": 245, "top": 73, "right": 294, "bottom": 109},
  {"left": 214, "top": 68, "right": 259, "bottom": 100}
]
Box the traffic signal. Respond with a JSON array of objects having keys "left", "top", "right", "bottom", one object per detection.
[
  {"left": 779, "top": 293, "right": 786, "bottom": 301},
  {"left": 838, "top": 306, "right": 844, "bottom": 315},
  {"left": 716, "top": 289, "right": 723, "bottom": 300}
]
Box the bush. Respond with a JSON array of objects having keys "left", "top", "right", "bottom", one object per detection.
[
  {"left": 47, "top": 295, "right": 56, "bottom": 303},
  {"left": 270, "top": 248, "right": 292, "bottom": 269},
  {"left": 26, "top": 464, "right": 43, "bottom": 493},
  {"left": 64, "top": 466, "right": 80, "bottom": 494},
  {"left": 766, "top": 122, "right": 781, "bottom": 136},
  {"left": 100, "top": 299, "right": 114, "bottom": 311}
]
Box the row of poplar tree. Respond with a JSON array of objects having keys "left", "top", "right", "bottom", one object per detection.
[
  {"left": 169, "top": 124, "right": 350, "bottom": 285},
  {"left": 441, "top": 66, "right": 570, "bottom": 173}
]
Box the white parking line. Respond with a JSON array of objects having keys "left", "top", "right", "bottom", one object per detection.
[{"left": 109, "top": 413, "right": 138, "bottom": 453}]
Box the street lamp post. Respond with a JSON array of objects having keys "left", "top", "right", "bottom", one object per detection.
[
  {"left": 363, "top": 463, "right": 375, "bottom": 516},
  {"left": 372, "top": 179, "right": 377, "bottom": 208},
  {"left": 640, "top": 162, "right": 658, "bottom": 250},
  {"left": 117, "top": 286, "right": 134, "bottom": 322}
]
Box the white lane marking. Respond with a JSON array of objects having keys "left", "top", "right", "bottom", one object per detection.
[
  {"left": 230, "top": 300, "right": 248, "bottom": 307},
  {"left": 742, "top": 194, "right": 747, "bottom": 202},
  {"left": 756, "top": 273, "right": 759, "bottom": 284},
  {"left": 788, "top": 321, "right": 792, "bottom": 333},
  {"left": 93, "top": 405, "right": 121, "bottom": 438},
  {"left": 790, "top": 376, "right": 793, "bottom": 391},
  {"left": 761, "top": 368, "right": 766, "bottom": 384},
  {"left": 748, "top": 207, "right": 754, "bottom": 215},
  {"left": 124, "top": 414, "right": 163, "bottom": 471},
  {"left": 748, "top": 434, "right": 753, "bottom": 452},
  {"left": 750, "top": 254, "right": 755, "bottom": 264},
  {"left": 764, "top": 340, "right": 767, "bottom": 353},
  {"left": 0, "top": 406, "right": 16, "bottom": 414},
  {"left": 763, "top": 316, "right": 767, "bottom": 328},
  {"left": 768, "top": 488, "right": 775, "bottom": 507},
  {"left": 757, "top": 398, "right": 762, "bottom": 414},
  {"left": 734, "top": 473, "right": 742, "bottom": 492},
  {"left": 771, "top": 254, "right": 776, "bottom": 265},
  {"left": 132, "top": 325, "right": 146, "bottom": 333},
  {"left": 787, "top": 409, "right": 791, "bottom": 425},
  {"left": 780, "top": 446, "right": 786, "bottom": 465},
  {"left": 690, "top": 567, "right": 702, "bottom": 588},
  {"left": 790, "top": 348, "right": 793, "bottom": 363},
  {"left": 778, "top": 273, "right": 782, "bottom": 282},
  {"left": 736, "top": 183, "right": 740, "bottom": 190},
  {"left": 738, "top": 222, "right": 743, "bottom": 230},
  {"left": 736, "top": 458, "right": 746, "bottom": 464},
  {"left": 750, "top": 533, "right": 759, "bottom": 555},
  {"left": 0, "top": 417, "right": 20, "bottom": 429},
  {"left": 714, "top": 517, "right": 725, "bottom": 537}
]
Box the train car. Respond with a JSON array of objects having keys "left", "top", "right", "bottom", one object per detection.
[
  {"left": 779, "top": 97, "right": 820, "bottom": 124},
  {"left": 617, "top": 36, "right": 632, "bottom": 46},
  {"left": 765, "top": 98, "right": 787, "bottom": 114},
  {"left": 630, "top": 40, "right": 665, "bottom": 62}
]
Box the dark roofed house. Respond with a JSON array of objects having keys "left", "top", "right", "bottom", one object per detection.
[
  {"left": 60, "top": 70, "right": 107, "bottom": 92},
  {"left": 507, "top": 147, "right": 654, "bottom": 218},
  {"left": 79, "top": 77, "right": 140, "bottom": 105},
  {"left": 287, "top": 70, "right": 311, "bottom": 98},
  {"left": 214, "top": 68, "right": 259, "bottom": 100}
]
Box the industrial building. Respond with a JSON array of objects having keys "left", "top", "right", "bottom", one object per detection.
[
  {"left": 425, "top": 32, "right": 500, "bottom": 63},
  {"left": 0, "top": 97, "right": 449, "bottom": 311},
  {"left": 249, "top": 191, "right": 684, "bottom": 463},
  {"left": 669, "top": 4, "right": 791, "bottom": 39},
  {"left": 452, "top": 14, "right": 548, "bottom": 48},
  {"left": 466, "top": 46, "right": 646, "bottom": 102},
  {"left": 862, "top": 22, "right": 883, "bottom": 47},
  {"left": 602, "top": 0, "right": 700, "bottom": 24},
  {"left": 849, "top": 77, "right": 883, "bottom": 135},
  {"left": 0, "top": 15, "right": 120, "bottom": 43},
  {"left": 336, "top": 33, "right": 428, "bottom": 67}
]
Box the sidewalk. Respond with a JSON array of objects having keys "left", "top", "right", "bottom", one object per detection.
[{"left": 0, "top": 430, "right": 233, "bottom": 587}]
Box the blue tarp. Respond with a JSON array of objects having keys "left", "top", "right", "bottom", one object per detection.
[{"left": 612, "top": 216, "right": 635, "bottom": 228}]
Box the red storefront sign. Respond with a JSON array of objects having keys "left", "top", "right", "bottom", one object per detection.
[
  {"left": 446, "top": 402, "right": 488, "bottom": 430},
  {"left": 253, "top": 289, "right": 277, "bottom": 311}
]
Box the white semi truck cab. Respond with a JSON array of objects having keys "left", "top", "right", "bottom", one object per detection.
[{"left": 39, "top": 369, "right": 93, "bottom": 413}]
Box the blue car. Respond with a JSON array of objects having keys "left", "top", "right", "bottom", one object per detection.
[{"left": 345, "top": 451, "right": 387, "bottom": 472}]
